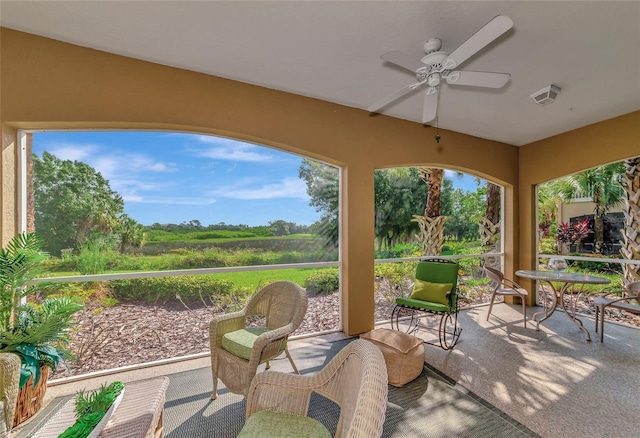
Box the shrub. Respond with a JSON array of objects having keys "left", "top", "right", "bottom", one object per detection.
[
  {"left": 374, "top": 262, "right": 417, "bottom": 301},
  {"left": 305, "top": 269, "right": 339, "bottom": 294},
  {"left": 110, "top": 275, "right": 236, "bottom": 304},
  {"left": 374, "top": 243, "right": 420, "bottom": 259},
  {"left": 539, "top": 237, "right": 557, "bottom": 254},
  {"left": 77, "top": 240, "right": 118, "bottom": 275},
  {"left": 567, "top": 254, "right": 622, "bottom": 274}
]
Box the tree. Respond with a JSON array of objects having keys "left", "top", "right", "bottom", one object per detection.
[
  {"left": 443, "top": 186, "right": 484, "bottom": 241},
  {"left": 116, "top": 214, "right": 145, "bottom": 253},
  {"left": 33, "top": 152, "right": 125, "bottom": 255},
  {"left": 299, "top": 159, "right": 340, "bottom": 248},
  {"left": 621, "top": 157, "right": 640, "bottom": 284},
  {"left": 537, "top": 179, "right": 565, "bottom": 239},
  {"left": 557, "top": 163, "right": 625, "bottom": 253},
  {"left": 269, "top": 220, "right": 292, "bottom": 236},
  {"left": 479, "top": 182, "right": 502, "bottom": 269},
  {"left": 374, "top": 168, "right": 425, "bottom": 251},
  {"left": 413, "top": 168, "right": 448, "bottom": 255}
]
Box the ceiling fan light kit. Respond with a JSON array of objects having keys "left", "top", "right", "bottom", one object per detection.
[
  {"left": 530, "top": 85, "right": 561, "bottom": 106},
  {"left": 368, "top": 15, "right": 514, "bottom": 125}
]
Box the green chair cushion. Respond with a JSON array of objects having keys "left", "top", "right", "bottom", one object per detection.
[
  {"left": 238, "top": 410, "right": 331, "bottom": 438},
  {"left": 409, "top": 279, "right": 452, "bottom": 305},
  {"left": 221, "top": 326, "right": 273, "bottom": 360},
  {"left": 396, "top": 296, "right": 452, "bottom": 312}
]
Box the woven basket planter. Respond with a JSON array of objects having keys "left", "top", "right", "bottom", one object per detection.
[{"left": 13, "top": 365, "right": 50, "bottom": 427}]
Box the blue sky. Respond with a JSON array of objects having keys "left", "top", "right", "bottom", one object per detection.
[{"left": 32, "top": 131, "right": 478, "bottom": 227}]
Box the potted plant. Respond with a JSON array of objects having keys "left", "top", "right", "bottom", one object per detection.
[{"left": 0, "top": 232, "right": 83, "bottom": 426}]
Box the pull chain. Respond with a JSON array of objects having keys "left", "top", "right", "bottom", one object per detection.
[{"left": 434, "top": 117, "right": 441, "bottom": 143}]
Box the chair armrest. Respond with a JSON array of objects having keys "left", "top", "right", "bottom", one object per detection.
[
  {"left": 600, "top": 295, "right": 640, "bottom": 306},
  {"left": 210, "top": 310, "right": 246, "bottom": 346},
  {"left": 501, "top": 277, "right": 524, "bottom": 290},
  {"left": 246, "top": 371, "right": 319, "bottom": 418},
  {"left": 249, "top": 324, "right": 296, "bottom": 365}
]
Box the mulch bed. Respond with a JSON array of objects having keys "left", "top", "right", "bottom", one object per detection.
[{"left": 53, "top": 286, "right": 639, "bottom": 379}]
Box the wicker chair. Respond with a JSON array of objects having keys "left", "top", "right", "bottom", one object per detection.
[
  {"left": 238, "top": 339, "right": 388, "bottom": 438},
  {"left": 210, "top": 281, "right": 308, "bottom": 399},
  {"left": 0, "top": 353, "right": 21, "bottom": 438}
]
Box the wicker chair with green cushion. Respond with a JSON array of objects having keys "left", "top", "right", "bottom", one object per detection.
[
  {"left": 391, "top": 259, "right": 461, "bottom": 350},
  {"left": 238, "top": 339, "right": 388, "bottom": 438},
  {"left": 210, "top": 281, "right": 308, "bottom": 400},
  {"left": 0, "top": 353, "right": 20, "bottom": 438}
]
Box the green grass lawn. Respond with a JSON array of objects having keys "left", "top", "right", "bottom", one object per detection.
[{"left": 204, "top": 267, "right": 322, "bottom": 290}]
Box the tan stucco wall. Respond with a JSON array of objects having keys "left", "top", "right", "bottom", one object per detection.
[
  {"left": 559, "top": 201, "right": 624, "bottom": 225},
  {"left": 518, "top": 111, "right": 640, "bottom": 299},
  {"left": 0, "top": 27, "right": 532, "bottom": 333}
]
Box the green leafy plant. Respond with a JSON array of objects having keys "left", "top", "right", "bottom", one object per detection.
[
  {"left": 0, "top": 232, "right": 83, "bottom": 387},
  {"left": 60, "top": 381, "right": 124, "bottom": 438},
  {"left": 305, "top": 269, "right": 340, "bottom": 294}
]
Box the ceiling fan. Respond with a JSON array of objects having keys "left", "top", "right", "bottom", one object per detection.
[{"left": 368, "top": 15, "right": 514, "bottom": 125}]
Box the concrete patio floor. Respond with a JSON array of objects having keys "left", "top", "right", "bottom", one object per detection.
[{"left": 15, "top": 304, "right": 640, "bottom": 437}]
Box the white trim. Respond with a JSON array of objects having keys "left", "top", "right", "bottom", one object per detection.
[
  {"left": 17, "top": 130, "right": 28, "bottom": 233},
  {"left": 538, "top": 254, "right": 640, "bottom": 266}
]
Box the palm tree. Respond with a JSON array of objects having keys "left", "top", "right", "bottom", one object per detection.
[
  {"left": 621, "top": 157, "right": 640, "bottom": 284},
  {"left": 537, "top": 179, "right": 567, "bottom": 253},
  {"left": 116, "top": 214, "right": 145, "bottom": 254},
  {"left": 479, "top": 182, "right": 501, "bottom": 269},
  {"left": 412, "top": 168, "right": 448, "bottom": 255},
  {"left": 557, "top": 163, "right": 625, "bottom": 253}
]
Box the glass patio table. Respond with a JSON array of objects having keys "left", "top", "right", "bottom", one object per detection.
[{"left": 515, "top": 270, "right": 610, "bottom": 341}]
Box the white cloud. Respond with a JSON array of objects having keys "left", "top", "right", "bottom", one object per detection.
[
  {"left": 41, "top": 141, "right": 181, "bottom": 207},
  {"left": 46, "top": 143, "right": 99, "bottom": 161},
  {"left": 124, "top": 196, "right": 217, "bottom": 206},
  {"left": 44, "top": 142, "right": 177, "bottom": 177},
  {"left": 210, "top": 177, "right": 309, "bottom": 200},
  {"left": 194, "top": 136, "right": 274, "bottom": 162}
]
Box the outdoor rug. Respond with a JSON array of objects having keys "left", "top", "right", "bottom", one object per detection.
[
  {"left": 16, "top": 337, "right": 539, "bottom": 437},
  {"left": 163, "top": 338, "right": 539, "bottom": 438}
]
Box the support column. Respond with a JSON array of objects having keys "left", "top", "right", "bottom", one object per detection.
[{"left": 340, "top": 163, "right": 375, "bottom": 336}]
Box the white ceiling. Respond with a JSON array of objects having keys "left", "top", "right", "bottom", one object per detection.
[{"left": 1, "top": 1, "right": 639, "bottom": 146}]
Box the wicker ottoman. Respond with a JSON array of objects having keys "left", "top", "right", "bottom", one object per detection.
[{"left": 360, "top": 328, "right": 424, "bottom": 387}]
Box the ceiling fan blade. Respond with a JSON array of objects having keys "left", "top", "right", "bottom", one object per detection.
[
  {"left": 381, "top": 50, "right": 427, "bottom": 73},
  {"left": 446, "top": 71, "right": 510, "bottom": 88},
  {"left": 422, "top": 87, "right": 438, "bottom": 124},
  {"left": 368, "top": 83, "right": 422, "bottom": 113},
  {"left": 443, "top": 15, "right": 513, "bottom": 70}
]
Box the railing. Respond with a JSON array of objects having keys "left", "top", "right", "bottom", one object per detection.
[
  {"left": 538, "top": 254, "right": 640, "bottom": 267},
  {"left": 34, "top": 261, "right": 340, "bottom": 284}
]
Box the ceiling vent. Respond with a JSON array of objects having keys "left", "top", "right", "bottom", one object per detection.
[{"left": 530, "top": 85, "right": 561, "bottom": 106}]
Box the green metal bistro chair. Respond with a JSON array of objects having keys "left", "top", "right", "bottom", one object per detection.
[{"left": 391, "top": 259, "right": 461, "bottom": 350}]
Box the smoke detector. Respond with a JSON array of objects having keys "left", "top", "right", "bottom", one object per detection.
[{"left": 530, "top": 85, "right": 561, "bottom": 106}]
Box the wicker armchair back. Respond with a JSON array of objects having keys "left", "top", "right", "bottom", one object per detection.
[{"left": 244, "top": 339, "right": 388, "bottom": 438}]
